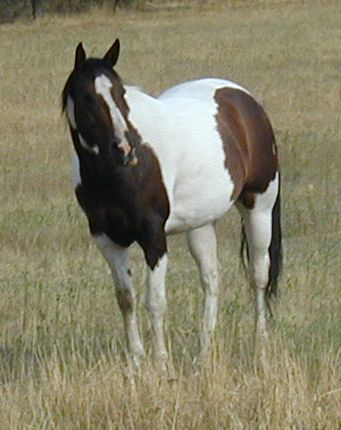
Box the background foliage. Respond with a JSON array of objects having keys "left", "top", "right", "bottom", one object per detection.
[{"left": 0, "top": 0, "right": 209, "bottom": 22}]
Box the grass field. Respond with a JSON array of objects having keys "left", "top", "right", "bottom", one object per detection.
[{"left": 0, "top": 1, "right": 340, "bottom": 428}]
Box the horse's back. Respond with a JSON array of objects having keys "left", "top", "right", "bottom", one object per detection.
[{"left": 158, "top": 78, "right": 250, "bottom": 102}]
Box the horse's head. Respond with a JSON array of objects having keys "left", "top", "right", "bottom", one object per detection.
[{"left": 62, "top": 39, "right": 138, "bottom": 167}]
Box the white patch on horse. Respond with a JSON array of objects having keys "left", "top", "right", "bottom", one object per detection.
[
  {"left": 94, "top": 74, "right": 128, "bottom": 138},
  {"left": 255, "top": 171, "right": 279, "bottom": 211},
  {"left": 145, "top": 253, "right": 168, "bottom": 361},
  {"left": 159, "top": 78, "right": 251, "bottom": 101},
  {"left": 71, "top": 151, "right": 81, "bottom": 188},
  {"left": 66, "top": 96, "right": 77, "bottom": 130},
  {"left": 78, "top": 133, "right": 99, "bottom": 154}
]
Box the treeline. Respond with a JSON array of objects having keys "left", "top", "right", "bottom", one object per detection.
[{"left": 0, "top": 0, "right": 177, "bottom": 22}]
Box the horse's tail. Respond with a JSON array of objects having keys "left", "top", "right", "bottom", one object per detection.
[
  {"left": 240, "top": 173, "right": 282, "bottom": 299},
  {"left": 266, "top": 174, "right": 282, "bottom": 298}
]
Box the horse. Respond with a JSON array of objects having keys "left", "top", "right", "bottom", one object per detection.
[{"left": 62, "top": 39, "right": 282, "bottom": 364}]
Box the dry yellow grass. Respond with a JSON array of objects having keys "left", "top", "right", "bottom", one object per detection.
[{"left": 0, "top": 2, "right": 340, "bottom": 429}]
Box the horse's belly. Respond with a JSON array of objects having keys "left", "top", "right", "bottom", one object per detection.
[{"left": 165, "top": 169, "right": 234, "bottom": 234}]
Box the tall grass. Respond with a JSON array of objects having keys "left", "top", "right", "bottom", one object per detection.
[{"left": 0, "top": 2, "right": 340, "bottom": 428}]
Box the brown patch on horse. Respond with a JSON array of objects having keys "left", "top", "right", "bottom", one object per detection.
[
  {"left": 75, "top": 142, "right": 170, "bottom": 269},
  {"left": 215, "top": 88, "right": 278, "bottom": 207},
  {"left": 116, "top": 288, "right": 134, "bottom": 313}
]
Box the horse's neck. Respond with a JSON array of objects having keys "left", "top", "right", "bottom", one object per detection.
[
  {"left": 125, "top": 85, "right": 157, "bottom": 106},
  {"left": 125, "top": 86, "right": 169, "bottom": 132},
  {"left": 124, "top": 86, "right": 175, "bottom": 165}
]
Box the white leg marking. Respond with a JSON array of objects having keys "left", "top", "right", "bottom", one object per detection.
[
  {"left": 92, "top": 234, "right": 145, "bottom": 358},
  {"left": 243, "top": 210, "right": 270, "bottom": 336},
  {"left": 145, "top": 254, "right": 168, "bottom": 362},
  {"left": 187, "top": 224, "right": 219, "bottom": 357},
  {"left": 66, "top": 96, "right": 77, "bottom": 130},
  {"left": 238, "top": 173, "right": 279, "bottom": 336}
]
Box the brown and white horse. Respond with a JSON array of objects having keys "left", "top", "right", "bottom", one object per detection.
[{"left": 62, "top": 40, "right": 282, "bottom": 364}]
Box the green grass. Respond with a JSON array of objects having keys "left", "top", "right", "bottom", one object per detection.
[{"left": 0, "top": 2, "right": 340, "bottom": 428}]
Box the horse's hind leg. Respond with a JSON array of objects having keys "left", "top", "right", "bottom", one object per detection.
[
  {"left": 187, "top": 223, "right": 219, "bottom": 359},
  {"left": 237, "top": 173, "right": 281, "bottom": 337}
]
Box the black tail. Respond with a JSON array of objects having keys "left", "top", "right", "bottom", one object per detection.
[
  {"left": 240, "top": 173, "right": 282, "bottom": 299},
  {"left": 240, "top": 220, "right": 248, "bottom": 273},
  {"left": 267, "top": 173, "right": 282, "bottom": 298}
]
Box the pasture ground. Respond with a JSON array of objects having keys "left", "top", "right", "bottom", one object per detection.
[{"left": 0, "top": 2, "right": 340, "bottom": 428}]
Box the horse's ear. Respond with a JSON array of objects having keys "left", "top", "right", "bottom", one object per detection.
[
  {"left": 75, "top": 42, "right": 86, "bottom": 70},
  {"left": 103, "top": 39, "right": 120, "bottom": 68}
]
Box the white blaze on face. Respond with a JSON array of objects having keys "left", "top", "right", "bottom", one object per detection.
[{"left": 94, "top": 74, "right": 131, "bottom": 155}]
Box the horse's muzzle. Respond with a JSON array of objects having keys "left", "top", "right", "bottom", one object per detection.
[{"left": 123, "top": 148, "right": 138, "bottom": 167}]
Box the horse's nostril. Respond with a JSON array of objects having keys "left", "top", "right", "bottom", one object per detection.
[
  {"left": 117, "top": 140, "right": 132, "bottom": 157},
  {"left": 127, "top": 149, "right": 138, "bottom": 166}
]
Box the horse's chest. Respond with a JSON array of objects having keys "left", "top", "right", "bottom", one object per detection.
[{"left": 75, "top": 184, "right": 138, "bottom": 247}]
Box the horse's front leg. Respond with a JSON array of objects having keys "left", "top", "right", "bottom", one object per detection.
[
  {"left": 139, "top": 224, "right": 168, "bottom": 365},
  {"left": 92, "top": 234, "right": 145, "bottom": 361},
  {"left": 145, "top": 254, "right": 168, "bottom": 364}
]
